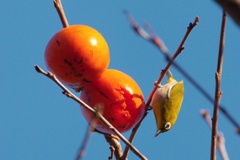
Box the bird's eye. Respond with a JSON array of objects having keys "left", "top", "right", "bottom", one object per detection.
[{"left": 165, "top": 122, "right": 171, "bottom": 130}]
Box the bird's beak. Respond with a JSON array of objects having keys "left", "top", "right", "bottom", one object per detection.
[{"left": 155, "top": 129, "right": 162, "bottom": 137}]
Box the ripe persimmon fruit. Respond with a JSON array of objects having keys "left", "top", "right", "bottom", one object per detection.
[
  {"left": 44, "top": 25, "right": 110, "bottom": 91},
  {"left": 80, "top": 69, "right": 145, "bottom": 134}
]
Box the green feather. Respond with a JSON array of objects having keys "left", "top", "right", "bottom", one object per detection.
[
  {"left": 165, "top": 81, "right": 184, "bottom": 126},
  {"left": 152, "top": 80, "right": 184, "bottom": 136}
]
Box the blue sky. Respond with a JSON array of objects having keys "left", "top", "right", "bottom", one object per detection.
[{"left": 1, "top": 1, "right": 240, "bottom": 159}]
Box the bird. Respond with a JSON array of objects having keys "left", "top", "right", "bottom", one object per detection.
[{"left": 151, "top": 70, "right": 184, "bottom": 137}]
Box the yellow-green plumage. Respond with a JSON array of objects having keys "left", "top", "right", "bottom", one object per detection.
[{"left": 152, "top": 71, "right": 184, "bottom": 137}]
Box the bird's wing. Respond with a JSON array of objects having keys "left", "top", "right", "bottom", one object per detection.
[{"left": 164, "top": 81, "right": 184, "bottom": 120}]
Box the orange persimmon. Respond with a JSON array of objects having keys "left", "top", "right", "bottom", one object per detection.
[
  {"left": 44, "top": 25, "right": 110, "bottom": 91},
  {"left": 80, "top": 69, "right": 145, "bottom": 134}
]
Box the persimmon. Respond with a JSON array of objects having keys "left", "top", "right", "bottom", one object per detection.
[
  {"left": 80, "top": 69, "right": 145, "bottom": 134},
  {"left": 44, "top": 25, "right": 110, "bottom": 91}
]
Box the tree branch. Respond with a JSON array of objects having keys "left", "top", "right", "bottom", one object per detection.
[
  {"left": 146, "top": 16, "right": 199, "bottom": 108},
  {"left": 105, "top": 134, "right": 124, "bottom": 160},
  {"left": 75, "top": 124, "right": 94, "bottom": 160},
  {"left": 200, "top": 110, "right": 229, "bottom": 160},
  {"left": 121, "top": 17, "right": 199, "bottom": 159},
  {"left": 211, "top": 10, "right": 226, "bottom": 160},
  {"left": 215, "top": 0, "right": 240, "bottom": 26},
  {"left": 125, "top": 12, "right": 240, "bottom": 135},
  {"left": 34, "top": 65, "right": 147, "bottom": 160},
  {"left": 75, "top": 106, "right": 101, "bottom": 160}
]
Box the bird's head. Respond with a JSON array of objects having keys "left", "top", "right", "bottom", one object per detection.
[{"left": 155, "top": 122, "right": 172, "bottom": 137}]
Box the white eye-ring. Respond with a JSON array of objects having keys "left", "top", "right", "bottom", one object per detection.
[{"left": 165, "top": 122, "right": 171, "bottom": 130}]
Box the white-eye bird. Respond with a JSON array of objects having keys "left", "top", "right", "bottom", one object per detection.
[{"left": 151, "top": 70, "right": 184, "bottom": 137}]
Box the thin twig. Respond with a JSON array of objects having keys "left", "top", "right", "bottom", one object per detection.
[
  {"left": 34, "top": 65, "right": 147, "bottom": 160},
  {"left": 211, "top": 10, "right": 226, "bottom": 160},
  {"left": 53, "top": 0, "right": 69, "bottom": 27},
  {"left": 121, "top": 17, "right": 199, "bottom": 160},
  {"left": 143, "top": 22, "right": 169, "bottom": 54},
  {"left": 146, "top": 16, "right": 199, "bottom": 107},
  {"left": 124, "top": 11, "right": 150, "bottom": 40},
  {"left": 125, "top": 12, "right": 240, "bottom": 134},
  {"left": 215, "top": 0, "right": 240, "bottom": 26},
  {"left": 125, "top": 12, "right": 199, "bottom": 107},
  {"left": 75, "top": 124, "right": 93, "bottom": 160},
  {"left": 105, "top": 134, "right": 124, "bottom": 160},
  {"left": 200, "top": 110, "right": 229, "bottom": 160},
  {"left": 121, "top": 112, "right": 147, "bottom": 160},
  {"left": 108, "top": 146, "right": 115, "bottom": 160},
  {"left": 75, "top": 106, "right": 101, "bottom": 160}
]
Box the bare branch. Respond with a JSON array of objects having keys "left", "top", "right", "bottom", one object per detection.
[
  {"left": 217, "top": 133, "right": 229, "bottom": 160},
  {"left": 53, "top": 0, "right": 69, "bottom": 27},
  {"left": 105, "top": 134, "right": 124, "bottom": 160},
  {"left": 200, "top": 109, "right": 213, "bottom": 128},
  {"left": 211, "top": 10, "right": 226, "bottom": 160},
  {"left": 200, "top": 110, "right": 229, "bottom": 160},
  {"left": 34, "top": 65, "right": 147, "bottom": 160},
  {"left": 145, "top": 16, "right": 199, "bottom": 108},
  {"left": 108, "top": 146, "right": 115, "bottom": 160},
  {"left": 75, "top": 106, "right": 101, "bottom": 160},
  {"left": 215, "top": 0, "right": 240, "bottom": 26},
  {"left": 143, "top": 22, "right": 169, "bottom": 54},
  {"left": 125, "top": 12, "right": 240, "bottom": 134},
  {"left": 121, "top": 112, "right": 147, "bottom": 160},
  {"left": 121, "top": 17, "right": 199, "bottom": 159},
  {"left": 75, "top": 125, "right": 93, "bottom": 160},
  {"left": 124, "top": 11, "right": 150, "bottom": 40}
]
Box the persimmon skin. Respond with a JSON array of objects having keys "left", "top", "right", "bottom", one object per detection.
[
  {"left": 80, "top": 69, "right": 145, "bottom": 134},
  {"left": 44, "top": 25, "right": 110, "bottom": 90}
]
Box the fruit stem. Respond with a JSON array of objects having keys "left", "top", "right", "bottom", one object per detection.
[{"left": 53, "top": 0, "right": 69, "bottom": 27}]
